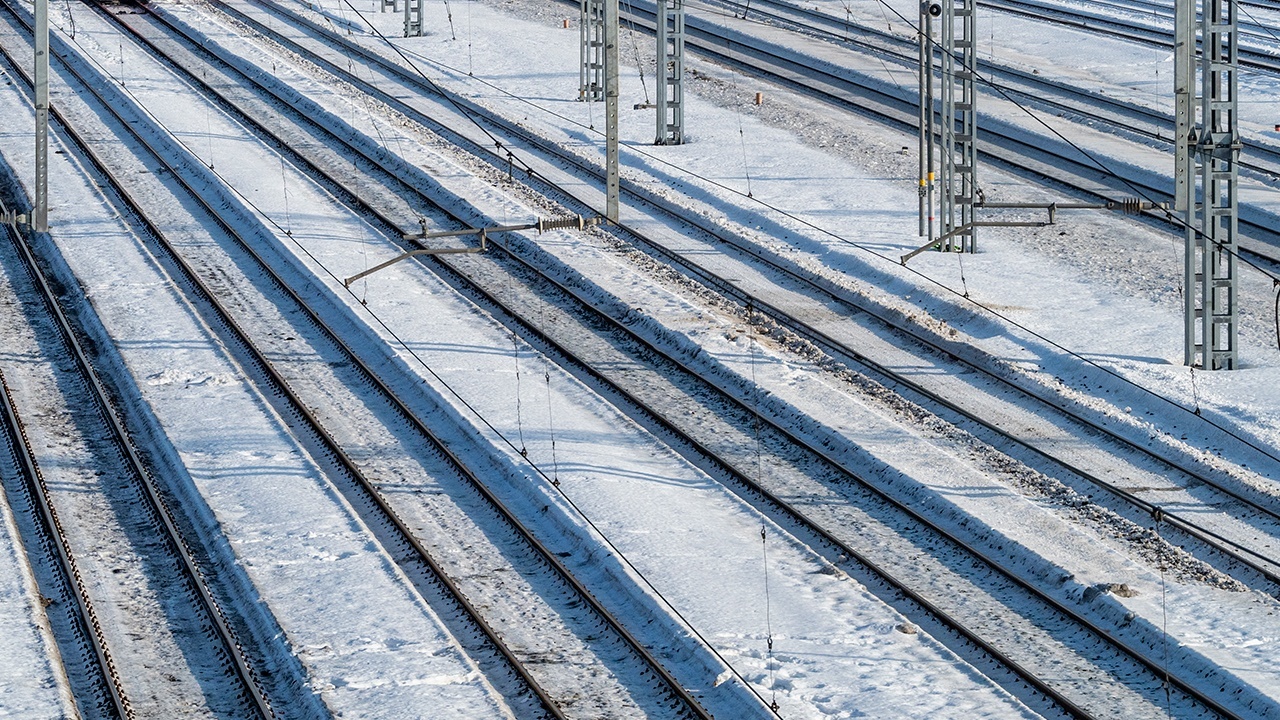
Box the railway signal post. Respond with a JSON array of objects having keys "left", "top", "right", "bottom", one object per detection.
[{"left": 1176, "top": 0, "right": 1240, "bottom": 370}]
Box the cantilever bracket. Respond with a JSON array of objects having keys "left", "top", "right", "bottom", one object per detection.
[
  {"left": 899, "top": 199, "right": 1165, "bottom": 265},
  {"left": 344, "top": 214, "right": 598, "bottom": 287}
]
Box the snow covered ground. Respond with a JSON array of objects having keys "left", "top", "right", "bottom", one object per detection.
[{"left": 0, "top": 0, "right": 1277, "bottom": 716}]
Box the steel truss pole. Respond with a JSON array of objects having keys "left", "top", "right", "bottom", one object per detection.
[
  {"left": 404, "top": 0, "right": 424, "bottom": 37},
  {"left": 655, "top": 0, "right": 684, "bottom": 145},
  {"left": 939, "top": 0, "right": 975, "bottom": 253},
  {"left": 1182, "top": 0, "right": 1239, "bottom": 369},
  {"left": 580, "top": 0, "right": 605, "bottom": 102},
  {"left": 34, "top": 0, "right": 48, "bottom": 232}
]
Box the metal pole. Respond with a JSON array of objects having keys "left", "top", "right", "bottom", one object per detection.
[
  {"left": 403, "top": 0, "right": 423, "bottom": 37},
  {"left": 1174, "top": 0, "right": 1193, "bottom": 214},
  {"left": 1201, "top": 0, "right": 1238, "bottom": 369},
  {"left": 1175, "top": 0, "right": 1196, "bottom": 366},
  {"left": 1182, "top": 0, "right": 1239, "bottom": 369},
  {"left": 918, "top": 3, "right": 936, "bottom": 240},
  {"left": 939, "top": 0, "right": 976, "bottom": 253},
  {"left": 604, "top": 0, "right": 619, "bottom": 221},
  {"left": 34, "top": 0, "right": 48, "bottom": 232}
]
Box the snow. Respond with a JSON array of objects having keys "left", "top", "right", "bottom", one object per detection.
[{"left": 0, "top": 0, "right": 1277, "bottom": 714}]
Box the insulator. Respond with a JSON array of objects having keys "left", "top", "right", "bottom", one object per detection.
[
  {"left": 537, "top": 215, "right": 591, "bottom": 233},
  {"left": 1120, "top": 197, "right": 1144, "bottom": 214}
]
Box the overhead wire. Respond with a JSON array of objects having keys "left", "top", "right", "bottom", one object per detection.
[
  {"left": 332, "top": 0, "right": 546, "bottom": 180},
  {"left": 55, "top": 3, "right": 776, "bottom": 709}
]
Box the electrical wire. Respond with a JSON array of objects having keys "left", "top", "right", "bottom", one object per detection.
[
  {"left": 32, "top": 5, "right": 1280, "bottom": 713},
  {"left": 329, "top": 0, "right": 545, "bottom": 179}
]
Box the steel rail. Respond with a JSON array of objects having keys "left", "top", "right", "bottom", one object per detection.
[
  {"left": 670, "top": 0, "right": 1280, "bottom": 576},
  {"left": 1017, "top": 0, "right": 1280, "bottom": 46},
  {"left": 76, "top": 4, "right": 719, "bottom": 718},
  {"left": 0, "top": 5, "right": 279, "bottom": 718},
  {"left": 148, "top": 2, "right": 1265, "bottom": 717},
  {"left": 230, "top": 0, "right": 1280, "bottom": 556},
  {"left": 592, "top": 1, "right": 1280, "bottom": 563},
  {"left": 242, "top": 0, "right": 1280, "bottom": 264}
]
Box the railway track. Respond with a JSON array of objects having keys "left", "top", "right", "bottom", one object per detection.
[
  {"left": 99, "top": 1, "right": 1280, "bottom": 712},
  {"left": 0, "top": 272, "right": 131, "bottom": 720},
  {"left": 9, "top": 0, "right": 734, "bottom": 717},
  {"left": 0, "top": 35, "right": 273, "bottom": 720},
  {"left": 645, "top": 1, "right": 1280, "bottom": 590},
  {"left": 700, "top": 0, "right": 1280, "bottom": 186},
  {"left": 979, "top": 0, "right": 1280, "bottom": 71},
  {"left": 223, "top": 0, "right": 1280, "bottom": 586}
]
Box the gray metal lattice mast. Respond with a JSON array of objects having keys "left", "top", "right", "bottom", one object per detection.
[
  {"left": 34, "top": 0, "right": 48, "bottom": 232},
  {"left": 655, "top": 0, "right": 684, "bottom": 145},
  {"left": 404, "top": 0, "right": 424, "bottom": 37},
  {"left": 939, "top": 0, "right": 976, "bottom": 253},
  {"left": 580, "top": 0, "right": 605, "bottom": 102},
  {"left": 1180, "top": 0, "right": 1239, "bottom": 369},
  {"left": 604, "top": 0, "right": 620, "bottom": 221}
]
